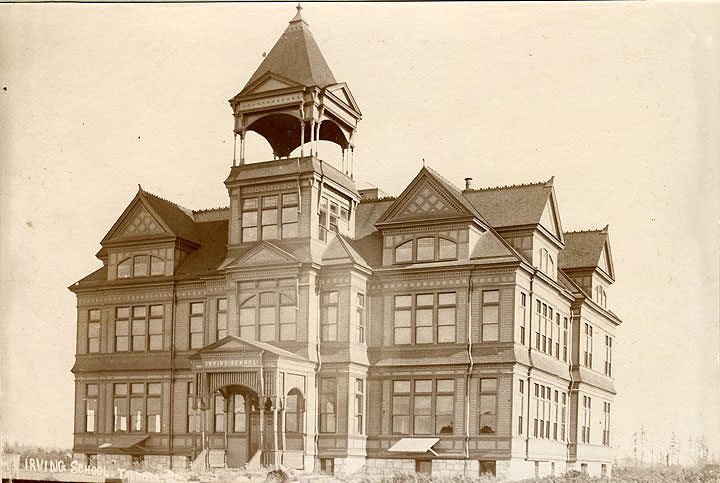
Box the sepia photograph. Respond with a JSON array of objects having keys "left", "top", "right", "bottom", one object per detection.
[{"left": 1, "top": 2, "right": 718, "bottom": 482}]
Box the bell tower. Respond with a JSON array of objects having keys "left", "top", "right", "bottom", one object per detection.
[
  {"left": 225, "top": 5, "right": 363, "bottom": 249},
  {"left": 229, "top": 4, "right": 362, "bottom": 176}
]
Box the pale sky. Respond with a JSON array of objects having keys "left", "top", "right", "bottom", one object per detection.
[{"left": 1, "top": 2, "right": 718, "bottom": 462}]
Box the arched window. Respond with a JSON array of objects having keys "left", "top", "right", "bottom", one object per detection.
[
  {"left": 285, "top": 389, "right": 304, "bottom": 434},
  {"left": 438, "top": 238, "right": 457, "bottom": 260},
  {"left": 416, "top": 237, "right": 435, "bottom": 261},
  {"left": 395, "top": 240, "right": 413, "bottom": 263},
  {"left": 117, "top": 258, "right": 132, "bottom": 278}
]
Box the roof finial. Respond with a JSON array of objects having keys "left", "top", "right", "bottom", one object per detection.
[
  {"left": 422, "top": 158, "right": 426, "bottom": 167},
  {"left": 291, "top": 2, "right": 304, "bottom": 23}
]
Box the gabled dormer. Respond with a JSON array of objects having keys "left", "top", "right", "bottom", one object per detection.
[
  {"left": 559, "top": 225, "right": 615, "bottom": 309},
  {"left": 463, "top": 177, "right": 564, "bottom": 280},
  {"left": 374, "top": 167, "right": 517, "bottom": 267},
  {"left": 100, "top": 187, "right": 200, "bottom": 281}
]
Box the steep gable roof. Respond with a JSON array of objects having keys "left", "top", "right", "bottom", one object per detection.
[
  {"left": 559, "top": 226, "right": 615, "bottom": 280},
  {"left": 322, "top": 233, "right": 371, "bottom": 269},
  {"left": 240, "top": 6, "right": 336, "bottom": 94},
  {"left": 101, "top": 186, "right": 199, "bottom": 245},
  {"left": 463, "top": 179, "right": 553, "bottom": 229},
  {"left": 376, "top": 166, "right": 487, "bottom": 227}
]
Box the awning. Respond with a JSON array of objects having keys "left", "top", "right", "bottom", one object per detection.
[
  {"left": 388, "top": 437, "right": 440, "bottom": 456},
  {"left": 97, "top": 435, "right": 149, "bottom": 453}
]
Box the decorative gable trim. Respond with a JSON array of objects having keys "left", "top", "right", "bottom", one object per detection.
[
  {"left": 538, "top": 182, "right": 564, "bottom": 245},
  {"left": 376, "top": 169, "right": 475, "bottom": 227},
  {"left": 324, "top": 83, "right": 362, "bottom": 116},
  {"left": 235, "top": 72, "right": 303, "bottom": 99},
  {"left": 101, "top": 190, "right": 173, "bottom": 245},
  {"left": 221, "top": 241, "right": 301, "bottom": 270},
  {"left": 598, "top": 229, "right": 615, "bottom": 280}
]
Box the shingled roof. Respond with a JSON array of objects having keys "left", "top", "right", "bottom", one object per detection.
[
  {"left": 559, "top": 227, "right": 610, "bottom": 271},
  {"left": 241, "top": 5, "right": 336, "bottom": 93},
  {"left": 140, "top": 189, "right": 199, "bottom": 243},
  {"left": 463, "top": 180, "right": 553, "bottom": 229}
]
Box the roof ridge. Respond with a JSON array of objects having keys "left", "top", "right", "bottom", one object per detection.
[
  {"left": 140, "top": 188, "right": 194, "bottom": 219},
  {"left": 464, "top": 180, "right": 547, "bottom": 192},
  {"left": 564, "top": 228, "right": 605, "bottom": 234},
  {"left": 358, "top": 196, "right": 397, "bottom": 204},
  {"left": 193, "top": 206, "right": 229, "bottom": 214}
]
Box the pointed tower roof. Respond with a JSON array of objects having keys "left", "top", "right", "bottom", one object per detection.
[{"left": 241, "top": 5, "right": 337, "bottom": 93}]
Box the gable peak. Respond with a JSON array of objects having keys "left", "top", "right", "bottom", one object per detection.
[{"left": 544, "top": 176, "right": 555, "bottom": 188}]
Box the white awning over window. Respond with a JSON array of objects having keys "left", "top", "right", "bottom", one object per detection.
[{"left": 387, "top": 437, "right": 440, "bottom": 456}]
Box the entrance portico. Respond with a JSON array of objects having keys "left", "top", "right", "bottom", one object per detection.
[{"left": 190, "top": 336, "right": 316, "bottom": 470}]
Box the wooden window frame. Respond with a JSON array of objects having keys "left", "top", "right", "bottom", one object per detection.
[
  {"left": 87, "top": 309, "right": 101, "bottom": 353},
  {"left": 392, "top": 292, "right": 457, "bottom": 345}
]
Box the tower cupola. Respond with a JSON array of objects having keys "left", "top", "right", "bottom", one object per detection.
[{"left": 229, "top": 5, "right": 362, "bottom": 176}]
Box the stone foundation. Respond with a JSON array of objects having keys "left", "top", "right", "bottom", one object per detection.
[
  {"left": 431, "top": 459, "right": 479, "bottom": 477},
  {"left": 333, "top": 455, "right": 366, "bottom": 475},
  {"left": 364, "top": 458, "right": 415, "bottom": 475}
]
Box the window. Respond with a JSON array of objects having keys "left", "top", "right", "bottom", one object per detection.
[
  {"left": 117, "top": 258, "right": 132, "bottom": 278},
  {"left": 518, "top": 380, "right": 524, "bottom": 435},
  {"left": 261, "top": 195, "right": 278, "bottom": 240},
  {"left": 561, "top": 393, "right": 567, "bottom": 441},
  {"left": 88, "top": 309, "right": 101, "bottom": 353},
  {"left": 481, "top": 290, "right": 499, "bottom": 342},
  {"left": 319, "top": 459, "right": 334, "bottom": 475},
  {"left": 214, "top": 394, "right": 225, "bottom": 433},
  {"left": 115, "top": 305, "right": 163, "bottom": 352},
  {"left": 115, "top": 308, "right": 130, "bottom": 351},
  {"left": 86, "top": 384, "right": 98, "bottom": 432},
  {"left": 355, "top": 293, "right": 365, "bottom": 343},
  {"left": 280, "top": 193, "right": 299, "bottom": 239},
  {"left": 479, "top": 378, "right": 497, "bottom": 434},
  {"left": 233, "top": 394, "right": 246, "bottom": 433},
  {"left": 114, "top": 382, "right": 161, "bottom": 433},
  {"left": 190, "top": 302, "right": 204, "bottom": 349},
  {"left": 603, "top": 402, "right": 611, "bottom": 446},
  {"left": 596, "top": 285, "right": 607, "bottom": 308},
  {"left": 584, "top": 323, "right": 593, "bottom": 368},
  {"left": 582, "top": 396, "right": 592, "bottom": 443},
  {"left": 239, "top": 291, "right": 296, "bottom": 342},
  {"left": 519, "top": 293, "right": 527, "bottom": 345},
  {"left": 355, "top": 379, "right": 364, "bottom": 434},
  {"left": 393, "top": 293, "right": 456, "bottom": 345},
  {"left": 134, "top": 255, "right": 148, "bottom": 277},
  {"left": 318, "top": 196, "right": 349, "bottom": 241},
  {"left": 479, "top": 461, "right": 496, "bottom": 477},
  {"left": 539, "top": 247, "right": 549, "bottom": 272},
  {"left": 285, "top": 390, "right": 302, "bottom": 434},
  {"left": 392, "top": 379, "right": 455, "bottom": 435},
  {"left": 321, "top": 292, "right": 338, "bottom": 342},
  {"left": 395, "top": 240, "right": 413, "bottom": 263},
  {"left": 554, "top": 313, "right": 561, "bottom": 358},
  {"left": 319, "top": 377, "right": 336, "bottom": 433},
  {"left": 393, "top": 236, "right": 457, "bottom": 263},
  {"left": 604, "top": 335, "right": 613, "bottom": 376},
  {"left": 553, "top": 390, "right": 559, "bottom": 440},
  {"left": 562, "top": 317, "right": 569, "bottom": 362},
  {"left": 150, "top": 256, "right": 164, "bottom": 276},
  {"left": 117, "top": 255, "right": 165, "bottom": 278},
  {"left": 187, "top": 382, "right": 200, "bottom": 433},
  {"left": 533, "top": 384, "right": 552, "bottom": 439},
  {"left": 241, "top": 197, "right": 258, "bottom": 242},
  {"left": 216, "top": 299, "right": 228, "bottom": 340}
]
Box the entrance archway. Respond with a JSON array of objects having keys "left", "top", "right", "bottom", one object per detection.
[{"left": 213, "top": 385, "right": 259, "bottom": 468}]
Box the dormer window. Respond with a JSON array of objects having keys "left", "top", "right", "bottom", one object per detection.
[
  {"left": 393, "top": 236, "right": 457, "bottom": 264},
  {"left": 117, "top": 255, "right": 165, "bottom": 279},
  {"left": 595, "top": 286, "right": 607, "bottom": 308}
]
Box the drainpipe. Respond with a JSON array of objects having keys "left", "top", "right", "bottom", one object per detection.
[
  {"left": 168, "top": 283, "right": 177, "bottom": 468},
  {"left": 464, "top": 266, "right": 476, "bottom": 471},
  {"left": 314, "top": 277, "right": 322, "bottom": 471},
  {"left": 526, "top": 269, "right": 536, "bottom": 457}
]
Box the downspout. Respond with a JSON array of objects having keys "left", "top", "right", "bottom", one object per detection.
[
  {"left": 567, "top": 306, "right": 578, "bottom": 466},
  {"left": 314, "top": 277, "right": 322, "bottom": 470},
  {"left": 168, "top": 283, "right": 177, "bottom": 468},
  {"left": 464, "top": 266, "right": 475, "bottom": 470},
  {"left": 525, "top": 269, "right": 536, "bottom": 456}
]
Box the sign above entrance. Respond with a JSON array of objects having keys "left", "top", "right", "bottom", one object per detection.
[{"left": 202, "top": 358, "right": 262, "bottom": 369}]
